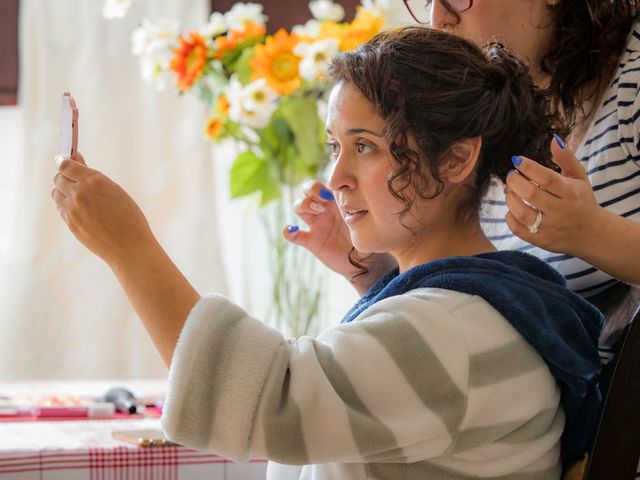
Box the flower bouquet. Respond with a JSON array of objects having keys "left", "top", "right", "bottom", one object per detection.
[{"left": 104, "top": 0, "right": 389, "bottom": 335}]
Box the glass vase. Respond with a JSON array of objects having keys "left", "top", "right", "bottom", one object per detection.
[{"left": 259, "top": 187, "right": 325, "bottom": 338}]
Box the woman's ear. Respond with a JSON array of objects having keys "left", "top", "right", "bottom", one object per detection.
[{"left": 442, "top": 137, "right": 482, "bottom": 184}]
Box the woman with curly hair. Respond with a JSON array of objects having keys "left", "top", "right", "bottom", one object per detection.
[{"left": 52, "top": 27, "right": 601, "bottom": 479}]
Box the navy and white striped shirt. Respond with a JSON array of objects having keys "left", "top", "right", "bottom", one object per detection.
[{"left": 481, "top": 23, "right": 640, "bottom": 298}]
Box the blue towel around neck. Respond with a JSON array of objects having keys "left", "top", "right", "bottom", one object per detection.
[{"left": 341, "top": 250, "right": 603, "bottom": 459}]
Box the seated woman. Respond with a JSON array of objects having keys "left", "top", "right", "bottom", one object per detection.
[{"left": 51, "top": 27, "right": 602, "bottom": 479}]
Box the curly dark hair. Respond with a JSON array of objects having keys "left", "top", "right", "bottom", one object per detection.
[
  {"left": 544, "top": 0, "right": 639, "bottom": 125},
  {"left": 329, "top": 26, "right": 559, "bottom": 220},
  {"left": 329, "top": 26, "right": 562, "bottom": 277}
]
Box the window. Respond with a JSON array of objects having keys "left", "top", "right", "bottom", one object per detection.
[
  {"left": 0, "top": 0, "right": 19, "bottom": 105},
  {"left": 210, "top": 0, "right": 359, "bottom": 32}
]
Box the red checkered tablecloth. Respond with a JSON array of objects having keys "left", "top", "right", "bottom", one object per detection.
[
  {"left": 0, "top": 444, "right": 267, "bottom": 480},
  {"left": 0, "top": 381, "right": 268, "bottom": 480}
]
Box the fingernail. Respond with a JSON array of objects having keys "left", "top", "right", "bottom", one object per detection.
[
  {"left": 55, "top": 154, "right": 66, "bottom": 168},
  {"left": 287, "top": 225, "right": 299, "bottom": 233},
  {"left": 553, "top": 133, "right": 566, "bottom": 149},
  {"left": 507, "top": 168, "right": 515, "bottom": 175},
  {"left": 319, "top": 188, "right": 334, "bottom": 201},
  {"left": 511, "top": 155, "right": 523, "bottom": 167},
  {"left": 310, "top": 201, "right": 326, "bottom": 213}
]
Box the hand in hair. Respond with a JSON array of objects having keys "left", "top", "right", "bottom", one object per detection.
[
  {"left": 504, "top": 137, "right": 596, "bottom": 253},
  {"left": 504, "top": 137, "right": 640, "bottom": 286},
  {"left": 283, "top": 180, "right": 396, "bottom": 295}
]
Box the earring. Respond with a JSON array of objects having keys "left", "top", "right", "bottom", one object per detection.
[{"left": 548, "top": 0, "right": 559, "bottom": 5}]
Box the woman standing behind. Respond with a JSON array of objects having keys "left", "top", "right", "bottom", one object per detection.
[{"left": 288, "top": 0, "right": 640, "bottom": 298}]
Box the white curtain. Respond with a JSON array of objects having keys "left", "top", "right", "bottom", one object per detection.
[
  {"left": 0, "top": 0, "right": 226, "bottom": 379},
  {"left": 0, "top": 0, "right": 413, "bottom": 380}
]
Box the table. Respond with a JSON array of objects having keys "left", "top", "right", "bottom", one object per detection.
[{"left": 0, "top": 380, "right": 268, "bottom": 480}]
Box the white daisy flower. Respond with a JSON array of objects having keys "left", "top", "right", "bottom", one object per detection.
[
  {"left": 294, "top": 39, "right": 339, "bottom": 82},
  {"left": 131, "top": 24, "right": 153, "bottom": 56},
  {"left": 102, "top": 0, "right": 132, "bottom": 19},
  {"left": 227, "top": 77, "right": 279, "bottom": 129},
  {"left": 244, "top": 78, "right": 279, "bottom": 111},
  {"left": 131, "top": 18, "right": 179, "bottom": 56},
  {"left": 292, "top": 19, "right": 322, "bottom": 38},
  {"left": 200, "top": 12, "right": 227, "bottom": 40},
  {"left": 361, "top": 0, "right": 393, "bottom": 17},
  {"left": 309, "top": 0, "right": 345, "bottom": 22},
  {"left": 224, "top": 3, "right": 268, "bottom": 30},
  {"left": 139, "top": 54, "right": 172, "bottom": 91}
]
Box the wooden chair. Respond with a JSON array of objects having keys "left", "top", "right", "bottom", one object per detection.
[{"left": 564, "top": 283, "right": 640, "bottom": 480}]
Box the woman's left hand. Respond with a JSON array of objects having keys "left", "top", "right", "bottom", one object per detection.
[
  {"left": 51, "top": 154, "right": 157, "bottom": 268},
  {"left": 504, "top": 137, "right": 602, "bottom": 255}
]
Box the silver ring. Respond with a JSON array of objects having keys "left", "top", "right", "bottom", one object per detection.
[{"left": 528, "top": 209, "right": 543, "bottom": 234}]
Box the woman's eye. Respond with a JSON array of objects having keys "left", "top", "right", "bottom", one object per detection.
[
  {"left": 356, "top": 142, "right": 373, "bottom": 154},
  {"left": 326, "top": 141, "right": 340, "bottom": 157}
]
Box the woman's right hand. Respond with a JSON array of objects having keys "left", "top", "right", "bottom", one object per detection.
[
  {"left": 52, "top": 154, "right": 158, "bottom": 269},
  {"left": 283, "top": 180, "right": 396, "bottom": 294}
]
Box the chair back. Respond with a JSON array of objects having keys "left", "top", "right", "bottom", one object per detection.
[{"left": 583, "top": 283, "right": 640, "bottom": 479}]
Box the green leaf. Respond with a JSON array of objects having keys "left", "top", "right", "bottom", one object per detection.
[
  {"left": 278, "top": 96, "right": 328, "bottom": 182},
  {"left": 232, "top": 47, "right": 257, "bottom": 85},
  {"left": 230, "top": 150, "right": 267, "bottom": 198},
  {"left": 273, "top": 117, "right": 293, "bottom": 144},
  {"left": 260, "top": 177, "right": 281, "bottom": 205},
  {"left": 229, "top": 149, "right": 281, "bottom": 202},
  {"left": 259, "top": 117, "right": 286, "bottom": 154},
  {"left": 258, "top": 115, "right": 297, "bottom": 177}
]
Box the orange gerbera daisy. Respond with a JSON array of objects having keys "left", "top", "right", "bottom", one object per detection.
[
  {"left": 214, "top": 21, "right": 266, "bottom": 60},
  {"left": 215, "top": 94, "right": 230, "bottom": 116},
  {"left": 340, "top": 8, "right": 384, "bottom": 51},
  {"left": 250, "top": 29, "right": 302, "bottom": 95},
  {"left": 204, "top": 117, "right": 224, "bottom": 140},
  {"left": 170, "top": 32, "right": 208, "bottom": 92},
  {"left": 318, "top": 20, "right": 349, "bottom": 46}
]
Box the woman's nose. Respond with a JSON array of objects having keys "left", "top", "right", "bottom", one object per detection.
[
  {"left": 327, "top": 153, "right": 356, "bottom": 192},
  {"left": 430, "top": 1, "right": 458, "bottom": 30}
]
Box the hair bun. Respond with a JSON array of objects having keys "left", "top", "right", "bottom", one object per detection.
[
  {"left": 483, "top": 42, "right": 530, "bottom": 92},
  {"left": 476, "top": 41, "right": 560, "bottom": 183}
]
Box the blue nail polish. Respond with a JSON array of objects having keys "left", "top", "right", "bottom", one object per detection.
[
  {"left": 507, "top": 168, "right": 515, "bottom": 175},
  {"left": 511, "top": 155, "right": 523, "bottom": 167},
  {"left": 319, "top": 188, "right": 334, "bottom": 201},
  {"left": 287, "top": 225, "right": 299, "bottom": 233},
  {"left": 553, "top": 133, "right": 566, "bottom": 149}
]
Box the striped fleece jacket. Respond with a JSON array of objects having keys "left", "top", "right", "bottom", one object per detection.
[{"left": 161, "top": 253, "right": 601, "bottom": 480}]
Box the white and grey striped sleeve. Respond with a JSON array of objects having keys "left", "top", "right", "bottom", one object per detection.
[{"left": 161, "top": 292, "right": 470, "bottom": 465}]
